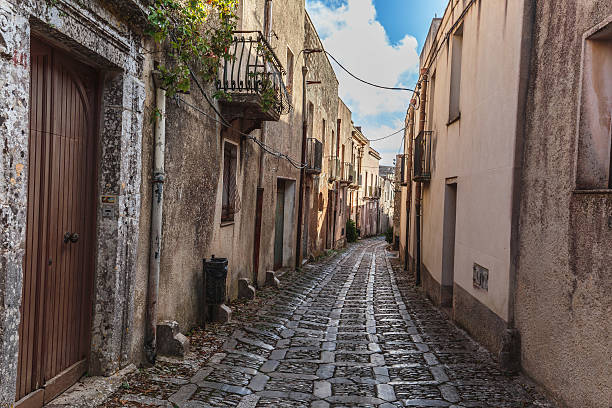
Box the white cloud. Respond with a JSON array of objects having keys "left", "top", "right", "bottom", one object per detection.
[{"left": 306, "top": 0, "right": 419, "bottom": 164}]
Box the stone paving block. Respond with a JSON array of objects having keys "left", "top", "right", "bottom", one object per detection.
[
  {"left": 236, "top": 394, "right": 260, "bottom": 408},
  {"left": 168, "top": 383, "right": 197, "bottom": 404},
  {"left": 248, "top": 373, "right": 269, "bottom": 392},
  {"left": 313, "top": 380, "right": 331, "bottom": 398}
]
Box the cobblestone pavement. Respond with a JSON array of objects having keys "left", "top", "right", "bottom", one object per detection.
[{"left": 104, "top": 238, "right": 555, "bottom": 408}]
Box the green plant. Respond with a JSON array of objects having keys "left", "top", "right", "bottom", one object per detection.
[
  {"left": 346, "top": 219, "right": 358, "bottom": 243},
  {"left": 385, "top": 227, "right": 393, "bottom": 244},
  {"left": 146, "top": 0, "right": 238, "bottom": 96}
]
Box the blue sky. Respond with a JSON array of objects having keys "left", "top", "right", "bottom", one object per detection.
[{"left": 306, "top": 0, "right": 448, "bottom": 165}]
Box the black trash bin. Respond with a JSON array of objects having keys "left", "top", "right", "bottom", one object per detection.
[{"left": 204, "top": 256, "right": 228, "bottom": 306}]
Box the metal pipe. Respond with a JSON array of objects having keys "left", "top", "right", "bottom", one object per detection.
[
  {"left": 295, "top": 65, "right": 309, "bottom": 268},
  {"left": 145, "top": 86, "right": 166, "bottom": 364},
  {"left": 403, "top": 106, "right": 415, "bottom": 271},
  {"left": 252, "top": 0, "right": 272, "bottom": 285},
  {"left": 416, "top": 73, "right": 428, "bottom": 286}
]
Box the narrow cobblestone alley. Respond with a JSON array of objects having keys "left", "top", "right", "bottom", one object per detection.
[{"left": 100, "top": 239, "right": 555, "bottom": 408}]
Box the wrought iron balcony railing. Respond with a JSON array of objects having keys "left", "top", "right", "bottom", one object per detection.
[
  {"left": 397, "top": 154, "right": 408, "bottom": 186},
  {"left": 216, "top": 31, "right": 292, "bottom": 122},
  {"left": 306, "top": 138, "right": 323, "bottom": 174},
  {"left": 413, "top": 130, "right": 433, "bottom": 182},
  {"left": 328, "top": 157, "right": 341, "bottom": 180}
]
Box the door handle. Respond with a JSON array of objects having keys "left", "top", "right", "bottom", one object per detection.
[{"left": 64, "top": 232, "right": 80, "bottom": 244}]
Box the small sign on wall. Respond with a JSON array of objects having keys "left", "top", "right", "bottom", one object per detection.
[
  {"left": 473, "top": 263, "right": 489, "bottom": 291},
  {"left": 101, "top": 195, "right": 118, "bottom": 219}
]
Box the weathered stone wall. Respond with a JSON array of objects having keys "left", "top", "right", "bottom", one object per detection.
[{"left": 516, "top": 2, "right": 612, "bottom": 406}]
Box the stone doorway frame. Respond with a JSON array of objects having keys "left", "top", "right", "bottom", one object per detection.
[{"left": 0, "top": 1, "right": 145, "bottom": 403}]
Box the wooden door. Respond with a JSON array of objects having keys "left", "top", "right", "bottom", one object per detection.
[
  {"left": 274, "top": 180, "right": 285, "bottom": 270},
  {"left": 16, "top": 38, "right": 98, "bottom": 407}
]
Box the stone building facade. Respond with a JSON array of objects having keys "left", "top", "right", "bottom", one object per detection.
[
  {"left": 302, "top": 12, "right": 339, "bottom": 258},
  {"left": 360, "top": 146, "right": 381, "bottom": 237},
  {"left": 397, "top": 0, "right": 611, "bottom": 407}
]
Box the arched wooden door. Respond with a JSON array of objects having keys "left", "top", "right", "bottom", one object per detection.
[{"left": 16, "top": 38, "right": 98, "bottom": 407}]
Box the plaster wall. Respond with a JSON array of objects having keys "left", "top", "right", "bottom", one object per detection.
[
  {"left": 515, "top": 2, "right": 612, "bottom": 406},
  {"left": 415, "top": 0, "right": 527, "bottom": 323}
]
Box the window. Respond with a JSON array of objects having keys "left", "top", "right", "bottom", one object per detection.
[
  {"left": 448, "top": 24, "right": 463, "bottom": 124},
  {"left": 222, "top": 141, "right": 238, "bottom": 222},
  {"left": 318, "top": 192, "right": 324, "bottom": 211},
  {"left": 286, "top": 47, "right": 294, "bottom": 96},
  {"left": 322, "top": 119, "right": 327, "bottom": 154},
  {"left": 576, "top": 21, "right": 612, "bottom": 189},
  {"left": 308, "top": 102, "right": 314, "bottom": 139},
  {"left": 336, "top": 119, "right": 341, "bottom": 156}
]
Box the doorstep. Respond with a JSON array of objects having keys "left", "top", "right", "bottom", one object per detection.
[{"left": 44, "top": 364, "right": 136, "bottom": 407}]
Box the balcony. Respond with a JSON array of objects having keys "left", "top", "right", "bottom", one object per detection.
[
  {"left": 216, "top": 31, "right": 291, "bottom": 126},
  {"left": 413, "top": 130, "right": 433, "bottom": 182},
  {"left": 328, "top": 157, "right": 341, "bottom": 181},
  {"left": 341, "top": 162, "right": 356, "bottom": 185},
  {"left": 397, "top": 154, "right": 408, "bottom": 186},
  {"left": 306, "top": 138, "right": 323, "bottom": 174}
]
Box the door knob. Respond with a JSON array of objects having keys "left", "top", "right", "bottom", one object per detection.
[{"left": 64, "top": 232, "right": 80, "bottom": 243}]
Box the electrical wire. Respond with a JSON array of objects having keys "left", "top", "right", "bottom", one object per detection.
[
  {"left": 324, "top": 51, "right": 417, "bottom": 93},
  {"left": 367, "top": 127, "right": 406, "bottom": 142}
]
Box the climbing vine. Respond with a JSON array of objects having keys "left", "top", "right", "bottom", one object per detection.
[{"left": 146, "top": 0, "right": 238, "bottom": 96}]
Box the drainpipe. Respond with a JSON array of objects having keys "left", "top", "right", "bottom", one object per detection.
[
  {"left": 415, "top": 73, "right": 428, "bottom": 286},
  {"left": 295, "top": 65, "right": 309, "bottom": 268},
  {"left": 253, "top": 0, "right": 273, "bottom": 286},
  {"left": 404, "top": 106, "right": 415, "bottom": 271},
  {"left": 145, "top": 86, "right": 166, "bottom": 364}
]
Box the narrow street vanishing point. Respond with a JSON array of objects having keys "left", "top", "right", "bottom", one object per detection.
[{"left": 100, "top": 239, "right": 554, "bottom": 408}]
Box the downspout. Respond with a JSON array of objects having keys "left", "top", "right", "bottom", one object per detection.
[
  {"left": 295, "top": 65, "right": 308, "bottom": 268},
  {"left": 253, "top": 0, "right": 273, "bottom": 286},
  {"left": 145, "top": 85, "right": 166, "bottom": 364},
  {"left": 416, "top": 73, "right": 428, "bottom": 286},
  {"left": 502, "top": 0, "right": 536, "bottom": 373},
  {"left": 403, "top": 105, "right": 415, "bottom": 271}
]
